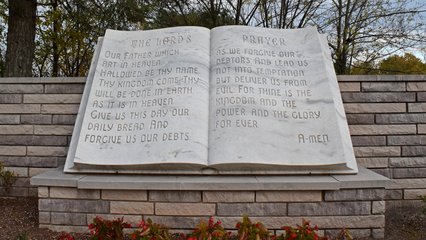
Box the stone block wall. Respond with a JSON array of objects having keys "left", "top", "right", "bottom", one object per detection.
[
  {"left": 36, "top": 187, "right": 386, "bottom": 238},
  {"left": 338, "top": 75, "right": 426, "bottom": 210},
  {"left": 0, "top": 75, "right": 425, "bottom": 203},
  {"left": 4, "top": 76, "right": 423, "bottom": 238},
  {"left": 0, "top": 77, "right": 85, "bottom": 196}
]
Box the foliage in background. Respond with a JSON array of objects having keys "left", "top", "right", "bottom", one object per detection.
[
  {"left": 0, "top": 162, "right": 17, "bottom": 193},
  {"left": 0, "top": 0, "right": 425, "bottom": 77},
  {"left": 351, "top": 53, "right": 426, "bottom": 74},
  {"left": 378, "top": 53, "right": 426, "bottom": 74}
]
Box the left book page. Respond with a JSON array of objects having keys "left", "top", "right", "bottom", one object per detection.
[{"left": 65, "top": 27, "right": 210, "bottom": 172}]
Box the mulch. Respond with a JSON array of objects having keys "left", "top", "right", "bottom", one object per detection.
[{"left": 0, "top": 197, "right": 425, "bottom": 240}]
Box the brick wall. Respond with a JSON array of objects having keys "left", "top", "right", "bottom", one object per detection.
[
  {"left": 0, "top": 75, "right": 425, "bottom": 204},
  {"left": 0, "top": 77, "right": 85, "bottom": 196},
  {"left": 36, "top": 187, "right": 386, "bottom": 238},
  {"left": 337, "top": 75, "right": 426, "bottom": 209}
]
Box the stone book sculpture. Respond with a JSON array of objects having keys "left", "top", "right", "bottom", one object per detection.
[{"left": 64, "top": 26, "right": 358, "bottom": 174}]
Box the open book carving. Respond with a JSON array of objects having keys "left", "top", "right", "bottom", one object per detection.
[{"left": 64, "top": 26, "right": 358, "bottom": 174}]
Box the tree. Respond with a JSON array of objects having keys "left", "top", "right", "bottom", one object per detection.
[
  {"left": 4, "top": 0, "right": 37, "bottom": 77},
  {"left": 378, "top": 53, "right": 426, "bottom": 74},
  {"left": 318, "top": 0, "right": 426, "bottom": 74}
]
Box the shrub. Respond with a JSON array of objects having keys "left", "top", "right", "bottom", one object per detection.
[
  {"left": 189, "top": 216, "right": 229, "bottom": 240},
  {"left": 421, "top": 195, "right": 426, "bottom": 214},
  {"left": 0, "top": 162, "right": 18, "bottom": 193},
  {"left": 130, "top": 218, "right": 171, "bottom": 240},
  {"left": 236, "top": 216, "right": 270, "bottom": 240},
  {"left": 276, "top": 219, "right": 325, "bottom": 240},
  {"left": 88, "top": 216, "right": 131, "bottom": 240},
  {"left": 55, "top": 216, "right": 353, "bottom": 240}
]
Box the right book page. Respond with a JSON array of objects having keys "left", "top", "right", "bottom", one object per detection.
[{"left": 208, "top": 26, "right": 357, "bottom": 173}]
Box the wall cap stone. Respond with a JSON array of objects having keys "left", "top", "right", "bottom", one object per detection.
[
  {"left": 0, "top": 77, "right": 86, "bottom": 83},
  {"left": 31, "top": 166, "right": 388, "bottom": 191}
]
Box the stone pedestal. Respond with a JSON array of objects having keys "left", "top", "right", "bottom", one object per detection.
[{"left": 31, "top": 167, "right": 388, "bottom": 239}]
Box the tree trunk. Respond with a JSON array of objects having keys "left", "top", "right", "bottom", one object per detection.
[{"left": 5, "top": 0, "right": 37, "bottom": 77}]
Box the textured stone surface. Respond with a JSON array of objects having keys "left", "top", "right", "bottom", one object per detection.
[
  {"left": 324, "top": 189, "right": 385, "bottom": 201},
  {"left": 24, "top": 94, "right": 82, "bottom": 103},
  {"left": 349, "top": 125, "right": 416, "bottom": 135},
  {"left": 256, "top": 191, "right": 322, "bottom": 202},
  {"left": 361, "top": 82, "right": 405, "bottom": 92},
  {"left": 372, "top": 228, "right": 385, "bottom": 239},
  {"left": 52, "top": 115, "right": 77, "bottom": 124},
  {"left": 393, "top": 168, "right": 426, "bottom": 178},
  {"left": 408, "top": 102, "right": 426, "bottom": 112},
  {"left": 110, "top": 201, "right": 153, "bottom": 214},
  {"left": 50, "top": 187, "right": 100, "bottom": 199},
  {"left": 344, "top": 103, "right": 406, "bottom": 113},
  {"left": 148, "top": 216, "right": 208, "bottom": 229},
  {"left": 372, "top": 201, "right": 385, "bottom": 214},
  {"left": 356, "top": 158, "right": 388, "bottom": 168},
  {"left": 28, "top": 168, "right": 49, "bottom": 177},
  {"left": 0, "top": 114, "right": 20, "bottom": 124},
  {"left": 338, "top": 82, "right": 360, "bottom": 92},
  {"left": 149, "top": 190, "right": 201, "bottom": 202},
  {"left": 388, "top": 178, "right": 426, "bottom": 189},
  {"left": 34, "top": 125, "right": 74, "bottom": 135},
  {"left": 0, "top": 135, "right": 67, "bottom": 146},
  {"left": 389, "top": 157, "right": 426, "bottom": 167},
  {"left": 288, "top": 202, "right": 371, "bottom": 216},
  {"left": 20, "top": 114, "right": 52, "bottom": 124},
  {"left": 0, "top": 84, "right": 43, "bottom": 93},
  {"left": 1, "top": 156, "right": 61, "bottom": 167},
  {"left": 39, "top": 212, "right": 50, "bottom": 224},
  {"left": 0, "top": 146, "right": 27, "bottom": 156},
  {"left": 345, "top": 114, "right": 375, "bottom": 124},
  {"left": 203, "top": 191, "right": 254, "bottom": 202},
  {"left": 376, "top": 113, "right": 426, "bottom": 124},
  {"left": 39, "top": 199, "right": 109, "bottom": 213},
  {"left": 403, "top": 189, "right": 426, "bottom": 200},
  {"left": 0, "top": 104, "right": 41, "bottom": 113},
  {"left": 388, "top": 135, "right": 426, "bottom": 145},
  {"left": 419, "top": 124, "right": 426, "bottom": 134},
  {"left": 418, "top": 92, "right": 426, "bottom": 101},
  {"left": 38, "top": 187, "right": 49, "bottom": 198},
  {"left": 44, "top": 84, "right": 85, "bottom": 93},
  {"left": 341, "top": 92, "right": 414, "bottom": 102},
  {"left": 27, "top": 146, "right": 68, "bottom": 156},
  {"left": 0, "top": 125, "right": 33, "bottom": 134},
  {"left": 217, "top": 203, "right": 287, "bottom": 216},
  {"left": 0, "top": 94, "right": 22, "bottom": 103},
  {"left": 351, "top": 136, "right": 386, "bottom": 146},
  {"left": 102, "top": 190, "right": 147, "bottom": 201},
  {"left": 156, "top": 203, "right": 215, "bottom": 216},
  {"left": 39, "top": 224, "right": 88, "bottom": 234},
  {"left": 41, "top": 104, "right": 79, "bottom": 114},
  {"left": 407, "top": 82, "right": 426, "bottom": 91},
  {"left": 385, "top": 189, "right": 403, "bottom": 200},
  {"left": 5, "top": 166, "right": 28, "bottom": 177},
  {"left": 353, "top": 146, "right": 400, "bottom": 157},
  {"left": 220, "top": 216, "right": 385, "bottom": 229},
  {"left": 402, "top": 146, "right": 426, "bottom": 156},
  {"left": 51, "top": 212, "right": 87, "bottom": 225}
]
